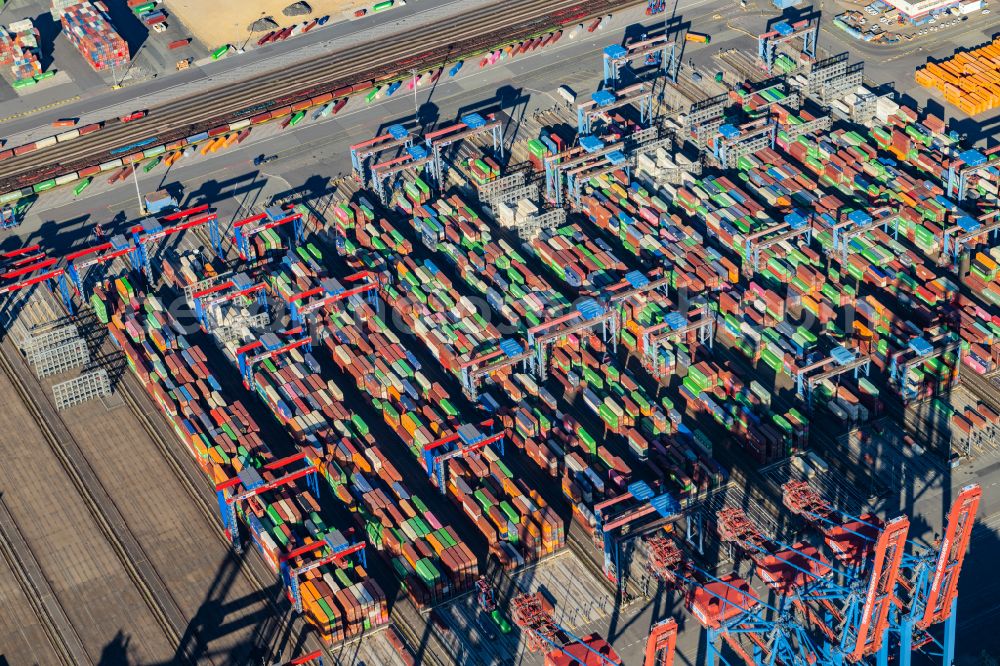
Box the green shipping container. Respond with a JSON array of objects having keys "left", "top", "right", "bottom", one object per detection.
[
  {"left": 211, "top": 45, "right": 230, "bottom": 60},
  {"left": 73, "top": 178, "right": 92, "bottom": 196}
]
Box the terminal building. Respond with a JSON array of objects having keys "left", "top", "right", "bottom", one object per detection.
[{"left": 884, "top": 0, "right": 982, "bottom": 22}]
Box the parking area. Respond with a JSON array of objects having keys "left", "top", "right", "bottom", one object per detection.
[{"left": 833, "top": 0, "right": 989, "bottom": 45}]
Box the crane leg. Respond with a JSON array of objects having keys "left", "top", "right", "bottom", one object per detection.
[
  {"left": 899, "top": 616, "right": 913, "bottom": 666},
  {"left": 943, "top": 598, "right": 957, "bottom": 666},
  {"left": 707, "top": 629, "right": 718, "bottom": 666},
  {"left": 877, "top": 634, "right": 889, "bottom": 666}
]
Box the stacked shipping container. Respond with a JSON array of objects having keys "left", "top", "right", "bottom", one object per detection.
[
  {"left": 93, "top": 271, "right": 386, "bottom": 643},
  {"left": 53, "top": 0, "right": 129, "bottom": 72}
]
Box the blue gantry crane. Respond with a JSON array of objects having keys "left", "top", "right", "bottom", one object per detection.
[
  {"left": 233, "top": 206, "right": 304, "bottom": 261},
  {"left": 234, "top": 330, "right": 312, "bottom": 388},
  {"left": 63, "top": 236, "right": 139, "bottom": 304},
  {"left": 594, "top": 481, "right": 680, "bottom": 587},
  {"left": 782, "top": 481, "right": 911, "bottom": 664},
  {"left": 280, "top": 538, "right": 367, "bottom": 613},
  {"left": 422, "top": 421, "right": 505, "bottom": 493},
  {"left": 191, "top": 272, "right": 269, "bottom": 331},
  {"left": 214, "top": 451, "right": 321, "bottom": 553},
  {"left": 283, "top": 270, "right": 381, "bottom": 328},
  {"left": 130, "top": 208, "right": 221, "bottom": 281}
]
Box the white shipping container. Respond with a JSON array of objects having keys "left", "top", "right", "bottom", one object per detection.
[{"left": 557, "top": 84, "right": 576, "bottom": 104}]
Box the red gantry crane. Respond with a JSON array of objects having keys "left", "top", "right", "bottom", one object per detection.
[
  {"left": 644, "top": 534, "right": 820, "bottom": 666},
  {"left": 717, "top": 507, "right": 837, "bottom": 643},
  {"left": 511, "top": 592, "right": 623, "bottom": 666},
  {"left": 892, "top": 483, "right": 981, "bottom": 666},
  {"left": 284, "top": 271, "right": 381, "bottom": 328},
  {"left": 782, "top": 481, "right": 910, "bottom": 664}
]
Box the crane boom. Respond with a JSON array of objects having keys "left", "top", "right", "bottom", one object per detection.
[
  {"left": 918, "top": 484, "right": 982, "bottom": 629},
  {"left": 849, "top": 516, "right": 909, "bottom": 662}
]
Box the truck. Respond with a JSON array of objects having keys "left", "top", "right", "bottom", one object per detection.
[
  {"left": 144, "top": 189, "right": 177, "bottom": 215},
  {"left": 557, "top": 84, "right": 576, "bottom": 103},
  {"left": 686, "top": 32, "right": 711, "bottom": 43}
]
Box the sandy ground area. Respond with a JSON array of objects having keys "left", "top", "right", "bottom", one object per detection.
[{"left": 163, "top": 0, "right": 365, "bottom": 49}]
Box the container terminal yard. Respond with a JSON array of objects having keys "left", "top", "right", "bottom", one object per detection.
[{"left": 0, "top": 0, "right": 998, "bottom": 665}]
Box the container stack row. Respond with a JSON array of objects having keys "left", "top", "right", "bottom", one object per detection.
[
  {"left": 916, "top": 37, "right": 1000, "bottom": 116},
  {"left": 261, "top": 260, "right": 482, "bottom": 604},
  {"left": 52, "top": 0, "right": 129, "bottom": 73},
  {"left": 0, "top": 19, "right": 43, "bottom": 84},
  {"left": 93, "top": 274, "right": 386, "bottom": 644}
]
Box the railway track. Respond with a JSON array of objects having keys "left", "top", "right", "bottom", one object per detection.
[
  {"left": 0, "top": 496, "right": 92, "bottom": 666},
  {"left": 0, "top": 0, "right": 640, "bottom": 192},
  {"left": 0, "top": 334, "right": 198, "bottom": 663}
]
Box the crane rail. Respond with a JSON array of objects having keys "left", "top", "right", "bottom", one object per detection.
[
  {"left": 0, "top": 333, "right": 198, "bottom": 663},
  {"left": 0, "top": 496, "right": 93, "bottom": 666}
]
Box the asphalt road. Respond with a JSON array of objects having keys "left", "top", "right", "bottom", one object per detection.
[{"left": 4, "top": 1, "right": 1000, "bottom": 664}]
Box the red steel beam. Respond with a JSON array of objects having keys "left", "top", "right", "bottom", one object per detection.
[
  {"left": 849, "top": 516, "right": 910, "bottom": 662},
  {"left": 917, "top": 484, "right": 982, "bottom": 629}
]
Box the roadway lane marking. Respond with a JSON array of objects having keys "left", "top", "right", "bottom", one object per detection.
[{"left": 0, "top": 96, "right": 82, "bottom": 125}]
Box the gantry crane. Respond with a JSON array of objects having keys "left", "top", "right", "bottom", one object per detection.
[
  {"left": 644, "top": 534, "right": 821, "bottom": 666},
  {"left": 638, "top": 301, "right": 716, "bottom": 379},
  {"left": 284, "top": 271, "right": 381, "bottom": 328},
  {"left": 233, "top": 207, "right": 304, "bottom": 261},
  {"left": 0, "top": 248, "right": 74, "bottom": 313},
  {"left": 424, "top": 112, "right": 503, "bottom": 185},
  {"left": 280, "top": 538, "right": 366, "bottom": 613},
  {"left": 422, "top": 421, "right": 505, "bottom": 492},
  {"left": 743, "top": 212, "right": 813, "bottom": 274},
  {"left": 544, "top": 139, "right": 627, "bottom": 207},
  {"left": 757, "top": 19, "right": 818, "bottom": 74},
  {"left": 577, "top": 83, "right": 654, "bottom": 134},
  {"left": 370, "top": 146, "right": 432, "bottom": 203},
  {"left": 594, "top": 481, "right": 681, "bottom": 587},
  {"left": 644, "top": 618, "right": 678, "bottom": 666},
  {"left": 717, "top": 506, "right": 836, "bottom": 643},
  {"left": 527, "top": 298, "right": 619, "bottom": 381},
  {"left": 941, "top": 209, "right": 1000, "bottom": 266},
  {"left": 888, "top": 334, "right": 962, "bottom": 404},
  {"left": 130, "top": 207, "right": 221, "bottom": 280},
  {"left": 63, "top": 236, "right": 138, "bottom": 304},
  {"left": 511, "top": 592, "right": 623, "bottom": 665},
  {"left": 794, "top": 345, "right": 872, "bottom": 409},
  {"left": 214, "top": 451, "right": 320, "bottom": 553},
  {"left": 191, "top": 272, "right": 268, "bottom": 331},
  {"left": 602, "top": 35, "right": 677, "bottom": 86},
  {"left": 945, "top": 145, "right": 1000, "bottom": 201},
  {"left": 350, "top": 123, "right": 412, "bottom": 184},
  {"left": 782, "top": 481, "right": 911, "bottom": 663},
  {"left": 458, "top": 337, "right": 533, "bottom": 401},
  {"left": 892, "top": 484, "right": 981, "bottom": 666},
  {"left": 234, "top": 330, "right": 312, "bottom": 388}
]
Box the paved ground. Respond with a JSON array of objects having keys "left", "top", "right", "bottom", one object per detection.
[
  {"left": 1, "top": 3, "right": 999, "bottom": 665},
  {"left": 0, "top": 513, "right": 65, "bottom": 666},
  {"left": 0, "top": 357, "right": 178, "bottom": 664},
  {"left": 0, "top": 0, "right": 492, "bottom": 144}
]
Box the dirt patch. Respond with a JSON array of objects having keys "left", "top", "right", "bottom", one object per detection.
[{"left": 163, "top": 0, "right": 365, "bottom": 49}]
